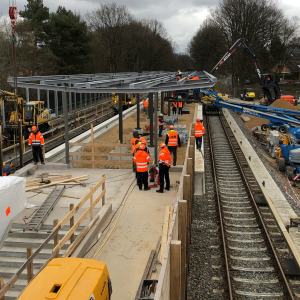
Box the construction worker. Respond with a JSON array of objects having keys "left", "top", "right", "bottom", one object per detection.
[
  {"left": 140, "top": 137, "right": 150, "bottom": 154},
  {"left": 158, "top": 113, "right": 165, "bottom": 137},
  {"left": 28, "top": 126, "right": 45, "bottom": 165},
  {"left": 133, "top": 144, "right": 151, "bottom": 190},
  {"left": 165, "top": 125, "right": 181, "bottom": 166},
  {"left": 172, "top": 101, "right": 177, "bottom": 115},
  {"left": 195, "top": 119, "right": 205, "bottom": 150},
  {"left": 156, "top": 143, "right": 171, "bottom": 193},
  {"left": 131, "top": 131, "right": 140, "bottom": 171},
  {"left": 2, "top": 162, "right": 13, "bottom": 176},
  {"left": 178, "top": 101, "right": 183, "bottom": 115},
  {"left": 143, "top": 98, "right": 149, "bottom": 115}
]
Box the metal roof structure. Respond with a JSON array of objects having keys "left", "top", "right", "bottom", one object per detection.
[{"left": 7, "top": 70, "right": 217, "bottom": 94}]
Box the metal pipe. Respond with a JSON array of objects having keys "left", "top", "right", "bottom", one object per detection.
[
  {"left": 136, "top": 93, "right": 141, "bottom": 129},
  {"left": 154, "top": 92, "right": 158, "bottom": 166},
  {"left": 149, "top": 93, "right": 154, "bottom": 146},
  {"left": 0, "top": 125, "right": 3, "bottom": 176},
  {"left": 18, "top": 119, "right": 24, "bottom": 168},
  {"left": 118, "top": 93, "right": 123, "bottom": 143},
  {"left": 63, "top": 92, "right": 69, "bottom": 164}
]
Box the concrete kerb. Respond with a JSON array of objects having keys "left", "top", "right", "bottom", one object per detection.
[
  {"left": 14, "top": 163, "right": 69, "bottom": 177},
  {"left": 71, "top": 202, "right": 113, "bottom": 258},
  {"left": 46, "top": 102, "right": 144, "bottom": 164}
]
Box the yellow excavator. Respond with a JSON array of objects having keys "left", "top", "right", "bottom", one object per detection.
[{"left": 0, "top": 90, "right": 50, "bottom": 138}]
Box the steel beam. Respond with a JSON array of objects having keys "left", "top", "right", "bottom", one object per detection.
[
  {"left": 136, "top": 94, "right": 140, "bottom": 130},
  {"left": 118, "top": 93, "right": 123, "bottom": 143},
  {"left": 63, "top": 92, "right": 69, "bottom": 164},
  {"left": 80, "top": 93, "right": 82, "bottom": 108},
  {"left": 149, "top": 93, "right": 154, "bottom": 147},
  {"left": 55, "top": 91, "right": 58, "bottom": 116},
  {"left": 19, "top": 119, "right": 23, "bottom": 168},
  {"left": 47, "top": 90, "right": 50, "bottom": 109},
  {"left": 161, "top": 91, "right": 164, "bottom": 114},
  {"left": 26, "top": 88, "right": 29, "bottom": 102},
  {"left": 37, "top": 89, "right": 40, "bottom": 101}
]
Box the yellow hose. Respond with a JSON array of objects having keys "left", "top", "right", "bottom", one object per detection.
[{"left": 92, "top": 182, "right": 137, "bottom": 259}]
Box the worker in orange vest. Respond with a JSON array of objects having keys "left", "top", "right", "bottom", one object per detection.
[
  {"left": 187, "top": 73, "right": 199, "bottom": 80},
  {"left": 131, "top": 131, "right": 140, "bottom": 171},
  {"left": 156, "top": 143, "right": 171, "bottom": 193},
  {"left": 165, "top": 125, "right": 181, "bottom": 166},
  {"left": 3, "top": 162, "right": 13, "bottom": 176},
  {"left": 143, "top": 98, "right": 149, "bottom": 115},
  {"left": 195, "top": 119, "right": 205, "bottom": 150},
  {"left": 133, "top": 144, "right": 151, "bottom": 190},
  {"left": 172, "top": 101, "right": 177, "bottom": 115},
  {"left": 28, "top": 126, "right": 45, "bottom": 165},
  {"left": 178, "top": 101, "right": 183, "bottom": 115}
]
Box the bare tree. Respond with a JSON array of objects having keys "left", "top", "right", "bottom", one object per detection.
[{"left": 87, "top": 2, "right": 134, "bottom": 72}]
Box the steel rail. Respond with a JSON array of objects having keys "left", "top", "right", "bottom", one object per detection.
[
  {"left": 218, "top": 113, "right": 294, "bottom": 299},
  {"left": 206, "top": 114, "right": 233, "bottom": 299}
]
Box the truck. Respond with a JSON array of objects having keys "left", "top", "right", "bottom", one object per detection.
[
  {"left": 18, "top": 258, "right": 112, "bottom": 300},
  {"left": 211, "top": 38, "right": 281, "bottom": 106}
]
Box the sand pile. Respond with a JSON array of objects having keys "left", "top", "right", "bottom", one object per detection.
[{"left": 244, "top": 99, "right": 300, "bottom": 128}]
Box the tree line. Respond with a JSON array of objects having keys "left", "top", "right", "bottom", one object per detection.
[
  {"left": 0, "top": 1, "right": 191, "bottom": 90},
  {"left": 188, "top": 0, "right": 300, "bottom": 92}
]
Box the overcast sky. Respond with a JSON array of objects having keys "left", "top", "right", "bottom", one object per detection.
[{"left": 1, "top": 0, "right": 300, "bottom": 53}]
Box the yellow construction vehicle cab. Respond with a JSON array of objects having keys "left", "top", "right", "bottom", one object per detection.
[
  {"left": 240, "top": 88, "right": 255, "bottom": 101},
  {"left": 111, "top": 93, "right": 136, "bottom": 109},
  {"left": 18, "top": 258, "right": 112, "bottom": 300}
]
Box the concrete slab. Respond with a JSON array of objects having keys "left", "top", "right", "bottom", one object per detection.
[
  {"left": 85, "top": 172, "right": 181, "bottom": 300},
  {"left": 223, "top": 108, "right": 300, "bottom": 253}
]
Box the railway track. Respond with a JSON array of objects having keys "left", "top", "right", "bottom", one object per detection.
[{"left": 188, "top": 111, "right": 300, "bottom": 299}]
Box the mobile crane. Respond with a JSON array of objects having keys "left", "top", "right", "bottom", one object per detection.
[{"left": 211, "top": 38, "right": 281, "bottom": 106}]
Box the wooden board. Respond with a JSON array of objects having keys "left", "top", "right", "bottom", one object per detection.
[
  {"left": 69, "top": 152, "right": 133, "bottom": 157},
  {"left": 69, "top": 142, "right": 131, "bottom": 147},
  {"left": 70, "top": 160, "right": 131, "bottom": 165},
  {"left": 160, "top": 206, "right": 171, "bottom": 263}
]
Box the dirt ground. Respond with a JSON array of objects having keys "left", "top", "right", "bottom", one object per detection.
[{"left": 77, "top": 101, "right": 196, "bottom": 168}]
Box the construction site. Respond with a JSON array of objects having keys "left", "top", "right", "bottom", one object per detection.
[{"left": 3, "top": 0, "right": 300, "bottom": 299}]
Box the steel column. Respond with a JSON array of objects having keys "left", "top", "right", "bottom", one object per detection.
[
  {"left": 63, "top": 92, "right": 69, "bottom": 164},
  {"left": 37, "top": 89, "right": 40, "bottom": 100},
  {"left": 136, "top": 94, "right": 141, "bottom": 130},
  {"left": 69, "top": 89, "right": 72, "bottom": 112},
  {"left": 1, "top": 100, "right": 6, "bottom": 128},
  {"left": 90, "top": 93, "right": 92, "bottom": 105},
  {"left": 161, "top": 91, "right": 164, "bottom": 114},
  {"left": 80, "top": 93, "right": 82, "bottom": 108},
  {"left": 149, "top": 93, "right": 154, "bottom": 146},
  {"left": 47, "top": 90, "right": 50, "bottom": 109},
  {"left": 55, "top": 91, "right": 58, "bottom": 116},
  {"left": 19, "top": 119, "right": 24, "bottom": 168},
  {"left": 85, "top": 93, "right": 87, "bottom": 106},
  {"left": 26, "top": 88, "right": 29, "bottom": 102},
  {"left": 118, "top": 93, "right": 123, "bottom": 143},
  {"left": 154, "top": 92, "right": 158, "bottom": 166},
  {"left": 74, "top": 93, "right": 76, "bottom": 110},
  {"left": 0, "top": 125, "right": 3, "bottom": 176}
]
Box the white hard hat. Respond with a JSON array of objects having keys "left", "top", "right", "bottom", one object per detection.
[{"left": 159, "top": 113, "right": 163, "bottom": 116}]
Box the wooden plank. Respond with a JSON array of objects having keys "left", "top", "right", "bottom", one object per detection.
[
  {"left": 160, "top": 206, "right": 171, "bottom": 263},
  {"left": 53, "top": 219, "right": 59, "bottom": 258},
  {"left": 26, "top": 174, "right": 72, "bottom": 186},
  {"left": 102, "top": 174, "right": 105, "bottom": 206},
  {"left": 26, "top": 248, "right": 33, "bottom": 283},
  {"left": 0, "top": 277, "right": 4, "bottom": 300},
  {"left": 183, "top": 175, "right": 191, "bottom": 266},
  {"left": 69, "top": 152, "right": 133, "bottom": 157},
  {"left": 62, "top": 215, "right": 98, "bottom": 258},
  {"left": 25, "top": 175, "right": 89, "bottom": 192},
  {"left": 70, "top": 160, "right": 131, "bottom": 165},
  {"left": 178, "top": 200, "right": 187, "bottom": 300},
  {"left": 52, "top": 188, "right": 106, "bottom": 254},
  {"left": 52, "top": 175, "right": 106, "bottom": 233},
  {"left": 69, "top": 142, "right": 131, "bottom": 147},
  {"left": 170, "top": 240, "right": 181, "bottom": 300},
  {"left": 90, "top": 186, "right": 93, "bottom": 222}
]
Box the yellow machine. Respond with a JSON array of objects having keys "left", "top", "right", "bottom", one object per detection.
[
  {"left": 111, "top": 93, "right": 136, "bottom": 109},
  {"left": 240, "top": 88, "right": 255, "bottom": 101},
  {"left": 18, "top": 258, "right": 112, "bottom": 300},
  {"left": 0, "top": 90, "right": 50, "bottom": 137}
]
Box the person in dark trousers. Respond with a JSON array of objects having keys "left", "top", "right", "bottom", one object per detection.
[
  {"left": 156, "top": 143, "right": 171, "bottom": 193},
  {"left": 158, "top": 113, "right": 165, "bottom": 137},
  {"left": 133, "top": 144, "right": 151, "bottom": 190},
  {"left": 172, "top": 101, "right": 177, "bottom": 115},
  {"left": 195, "top": 119, "right": 205, "bottom": 150},
  {"left": 165, "top": 125, "right": 181, "bottom": 166},
  {"left": 178, "top": 101, "right": 183, "bottom": 115},
  {"left": 28, "top": 126, "right": 45, "bottom": 165}
]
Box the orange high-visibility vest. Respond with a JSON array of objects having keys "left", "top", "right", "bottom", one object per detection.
[
  {"left": 195, "top": 122, "right": 205, "bottom": 137},
  {"left": 28, "top": 131, "right": 44, "bottom": 147},
  {"left": 178, "top": 102, "right": 183, "bottom": 108},
  {"left": 131, "top": 138, "right": 139, "bottom": 153},
  {"left": 133, "top": 150, "right": 151, "bottom": 172},
  {"left": 158, "top": 118, "right": 164, "bottom": 126},
  {"left": 172, "top": 102, "right": 177, "bottom": 108},
  {"left": 159, "top": 148, "right": 171, "bottom": 167},
  {"left": 167, "top": 130, "right": 179, "bottom": 146},
  {"left": 143, "top": 100, "right": 149, "bottom": 108}
]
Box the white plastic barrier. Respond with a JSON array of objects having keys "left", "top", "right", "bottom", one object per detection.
[{"left": 0, "top": 177, "right": 27, "bottom": 241}]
